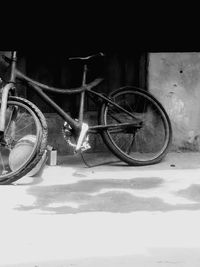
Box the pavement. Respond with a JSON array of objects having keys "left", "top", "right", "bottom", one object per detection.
[{"left": 1, "top": 152, "right": 200, "bottom": 266}]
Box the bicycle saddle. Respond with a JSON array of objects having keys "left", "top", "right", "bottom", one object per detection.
[{"left": 68, "top": 52, "right": 105, "bottom": 63}]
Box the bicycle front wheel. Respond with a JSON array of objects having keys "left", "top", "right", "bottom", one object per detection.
[
  {"left": 0, "top": 97, "right": 48, "bottom": 184},
  {"left": 100, "top": 87, "right": 172, "bottom": 165}
]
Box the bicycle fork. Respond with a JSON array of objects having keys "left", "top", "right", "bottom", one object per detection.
[{"left": 0, "top": 83, "right": 13, "bottom": 143}]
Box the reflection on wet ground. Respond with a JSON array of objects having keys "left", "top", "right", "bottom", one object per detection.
[
  {"left": 16, "top": 176, "right": 200, "bottom": 214},
  {"left": 177, "top": 184, "right": 200, "bottom": 202}
]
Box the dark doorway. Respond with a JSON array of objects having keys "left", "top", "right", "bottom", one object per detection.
[{"left": 24, "top": 51, "right": 148, "bottom": 113}]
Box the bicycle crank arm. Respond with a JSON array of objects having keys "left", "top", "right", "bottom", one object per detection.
[{"left": 75, "top": 123, "right": 89, "bottom": 153}]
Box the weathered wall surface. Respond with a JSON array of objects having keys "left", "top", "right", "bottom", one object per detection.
[{"left": 149, "top": 53, "right": 200, "bottom": 151}]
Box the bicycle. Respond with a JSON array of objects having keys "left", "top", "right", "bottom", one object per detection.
[{"left": 0, "top": 51, "right": 172, "bottom": 184}]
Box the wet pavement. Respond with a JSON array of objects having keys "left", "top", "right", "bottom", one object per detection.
[{"left": 1, "top": 152, "right": 200, "bottom": 266}]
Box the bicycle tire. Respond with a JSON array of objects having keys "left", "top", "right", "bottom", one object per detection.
[
  {"left": 100, "top": 86, "right": 172, "bottom": 165},
  {"left": 0, "top": 97, "right": 48, "bottom": 184}
]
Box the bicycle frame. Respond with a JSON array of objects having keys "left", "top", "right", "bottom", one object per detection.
[{"left": 0, "top": 51, "right": 142, "bottom": 141}]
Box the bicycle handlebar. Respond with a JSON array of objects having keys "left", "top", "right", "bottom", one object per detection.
[
  {"left": 2, "top": 52, "right": 105, "bottom": 65},
  {"left": 1, "top": 51, "right": 17, "bottom": 64},
  {"left": 1, "top": 55, "right": 12, "bottom": 64}
]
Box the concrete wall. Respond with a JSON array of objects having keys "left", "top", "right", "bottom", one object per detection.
[{"left": 148, "top": 53, "right": 200, "bottom": 151}]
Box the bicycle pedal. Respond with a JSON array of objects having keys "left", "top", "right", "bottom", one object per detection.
[
  {"left": 46, "top": 146, "right": 57, "bottom": 166},
  {"left": 80, "top": 139, "right": 91, "bottom": 152}
]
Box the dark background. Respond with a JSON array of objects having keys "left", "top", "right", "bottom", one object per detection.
[{"left": 12, "top": 50, "right": 149, "bottom": 114}]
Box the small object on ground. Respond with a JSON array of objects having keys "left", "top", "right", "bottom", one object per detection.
[
  {"left": 46, "top": 146, "right": 57, "bottom": 166},
  {"left": 9, "top": 135, "right": 47, "bottom": 176},
  {"left": 170, "top": 164, "right": 176, "bottom": 167},
  {"left": 9, "top": 135, "right": 36, "bottom": 172}
]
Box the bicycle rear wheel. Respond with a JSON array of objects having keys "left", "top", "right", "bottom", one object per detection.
[
  {"left": 0, "top": 97, "right": 47, "bottom": 184},
  {"left": 100, "top": 87, "right": 172, "bottom": 165}
]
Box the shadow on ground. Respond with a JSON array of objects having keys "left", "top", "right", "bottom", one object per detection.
[{"left": 15, "top": 176, "right": 200, "bottom": 214}]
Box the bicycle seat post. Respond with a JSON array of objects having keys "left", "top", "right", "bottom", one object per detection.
[
  {"left": 10, "top": 51, "right": 17, "bottom": 83},
  {"left": 79, "top": 64, "right": 88, "bottom": 123},
  {"left": 82, "top": 64, "right": 87, "bottom": 86}
]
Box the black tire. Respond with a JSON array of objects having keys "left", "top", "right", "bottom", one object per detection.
[
  {"left": 100, "top": 86, "right": 172, "bottom": 165},
  {"left": 0, "top": 97, "right": 48, "bottom": 184}
]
